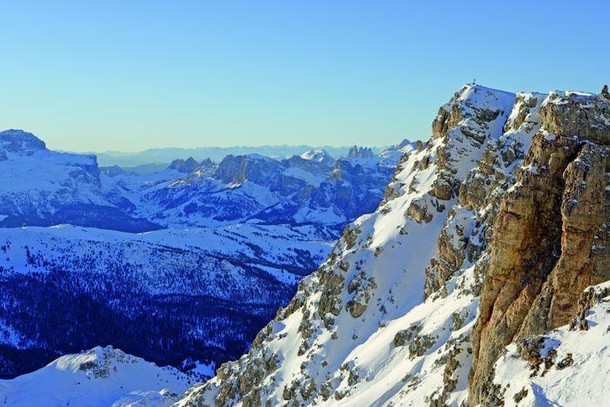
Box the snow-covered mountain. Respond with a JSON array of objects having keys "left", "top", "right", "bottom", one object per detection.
[
  {"left": 175, "top": 84, "right": 610, "bottom": 406},
  {"left": 102, "top": 145, "right": 410, "bottom": 233},
  {"left": 96, "top": 145, "right": 364, "bottom": 168},
  {"left": 0, "top": 130, "right": 159, "bottom": 232},
  {"left": 4, "top": 84, "right": 608, "bottom": 407},
  {"left": 0, "top": 131, "right": 410, "bottom": 384},
  {"left": 0, "top": 346, "right": 196, "bottom": 407}
]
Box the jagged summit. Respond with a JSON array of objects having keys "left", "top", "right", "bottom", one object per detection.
[
  {"left": 346, "top": 145, "right": 375, "bottom": 159},
  {"left": 0, "top": 129, "right": 47, "bottom": 155},
  {"left": 169, "top": 156, "right": 200, "bottom": 173},
  {"left": 388, "top": 138, "right": 413, "bottom": 150},
  {"left": 177, "top": 84, "right": 609, "bottom": 406}
]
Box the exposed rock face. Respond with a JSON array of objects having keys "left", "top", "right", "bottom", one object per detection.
[
  {"left": 175, "top": 85, "right": 610, "bottom": 407},
  {"left": 485, "top": 281, "right": 610, "bottom": 406},
  {"left": 169, "top": 157, "right": 201, "bottom": 173},
  {"left": 424, "top": 87, "right": 527, "bottom": 299},
  {"left": 130, "top": 147, "right": 405, "bottom": 233},
  {"left": 215, "top": 154, "right": 285, "bottom": 185},
  {"left": 0, "top": 129, "right": 47, "bottom": 153},
  {"left": 469, "top": 92, "right": 610, "bottom": 405},
  {"left": 346, "top": 145, "right": 375, "bottom": 159}
]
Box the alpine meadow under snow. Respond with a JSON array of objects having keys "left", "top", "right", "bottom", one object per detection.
[{"left": 1, "top": 83, "right": 609, "bottom": 407}]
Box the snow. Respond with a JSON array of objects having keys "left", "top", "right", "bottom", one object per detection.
[
  {"left": 300, "top": 149, "right": 335, "bottom": 164},
  {"left": 293, "top": 205, "right": 346, "bottom": 225},
  {"left": 176, "top": 83, "right": 596, "bottom": 407},
  {"left": 0, "top": 146, "right": 106, "bottom": 207},
  {"left": 187, "top": 361, "right": 216, "bottom": 378},
  {"left": 0, "top": 346, "right": 196, "bottom": 407},
  {"left": 6, "top": 84, "right": 608, "bottom": 406},
  {"left": 491, "top": 282, "right": 610, "bottom": 407},
  {"left": 0, "top": 223, "right": 332, "bottom": 289},
  {"left": 177, "top": 83, "right": 512, "bottom": 406},
  {"left": 282, "top": 166, "right": 327, "bottom": 186}
]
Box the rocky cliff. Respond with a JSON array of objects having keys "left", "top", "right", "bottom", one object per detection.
[
  {"left": 469, "top": 91, "right": 610, "bottom": 405},
  {"left": 175, "top": 85, "right": 610, "bottom": 406},
  {"left": 0, "top": 129, "right": 160, "bottom": 232}
]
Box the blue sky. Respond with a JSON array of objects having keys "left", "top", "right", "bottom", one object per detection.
[{"left": 1, "top": 0, "right": 608, "bottom": 152}]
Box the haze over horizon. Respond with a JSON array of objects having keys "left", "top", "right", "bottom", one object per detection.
[
  {"left": 1, "top": 0, "right": 608, "bottom": 152},
  {"left": 90, "top": 141, "right": 390, "bottom": 155}
]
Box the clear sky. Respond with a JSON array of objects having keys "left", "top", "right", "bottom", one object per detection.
[{"left": 1, "top": 0, "right": 609, "bottom": 152}]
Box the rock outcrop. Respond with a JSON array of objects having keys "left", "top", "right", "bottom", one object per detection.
[
  {"left": 601, "top": 84, "right": 609, "bottom": 100},
  {"left": 0, "top": 129, "right": 160, "bottom": 232},
  {"left": 469, "top": 92, "right": 610, "bottom": 405},
  {"left": 174, "top": 85, "right": 610, "bottom": 407},
  {"left": 346, "top": 145, "right": 375, "bottom": 159}
]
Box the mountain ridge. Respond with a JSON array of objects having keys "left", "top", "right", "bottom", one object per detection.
[
  {"left": 0, "top": 131, "right": 410, "bottom": 383},
  {"left": 94, "top": 143, "right": 408, "bottom": 168},
  {"left": 175, "top": 84, "right": 610, "bottom": 407}
]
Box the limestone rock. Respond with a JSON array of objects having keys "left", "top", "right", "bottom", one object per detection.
[
  {"left": 175, "top": 85, "right": 610, "bottom": 407},
  {"left": 469, "top": 91, "right": 610, "bottom": 406}
]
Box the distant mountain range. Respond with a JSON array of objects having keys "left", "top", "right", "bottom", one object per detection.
[
  {"left": 2, "top": 85, "right": 610, "bottom": 406},
  {"left": 0, "top": 129, "right": 412, "bottom": 382},
  {"left": 94, "top": 144, "right": 390, "bottom": 168}
]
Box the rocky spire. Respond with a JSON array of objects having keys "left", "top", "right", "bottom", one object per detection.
[{"left": 346, "top": 145, "right": 374, "bottom": 159}]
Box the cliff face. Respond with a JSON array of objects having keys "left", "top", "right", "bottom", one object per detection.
[
  {"left": 0, "top": 129, "right": 160, "bottom": 232},
  {"left": 469, "top": 92, "right": 610, "bottom": 405},
  {"left": 175, "top": 85, "right": 610, "bottom": 407}
]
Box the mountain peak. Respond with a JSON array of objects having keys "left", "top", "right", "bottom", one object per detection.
[
  {"left": 0, "top": 129, "right": 47, "bottom": 154},
  {"left": 169, "top": 156, "right": 200, "bottom": 173},
  {"left": 300, "top": 149, "right": 335, "bottom": 165},
  {"left": 178, "top": 84, "right": 610, "bottom": 407},
  {"left": 0, "top": 345, "right": 194, "bottom": 406},
  {"left": 346, "top": 145, "right": 374, "bottom": 159}
]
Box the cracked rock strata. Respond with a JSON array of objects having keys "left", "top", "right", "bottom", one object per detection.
[{"left": 469, "top": 91, "right": 610, "bottom": 406}]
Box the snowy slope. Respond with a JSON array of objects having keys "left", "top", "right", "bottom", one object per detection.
[
  {"left": 176, "top": 84, "right": 610, "bottom": 406},
  {"left": 101, "top": 145, "right": 411, "bottom": 232},
  {"left": 0, "top": 223, "right": 331, "bottom": 292},
  {"left": 3, "top": 85, "right": 608, "bottom": 407},
  {"left": 177, "top": 84, "right": 524, "bottom": 406},
  {"left": 490, "top": 282, "right": 610, "bottom": 406},
  {"left": 0, "top": 129, "right": 408, "bottom": 382},
  {"left": 0, "top": 129, "right": 158, "bottom": 232},
  {"left": 0, "top": 223, "right": 331, "bottom": 378},
  {"left": 0, "top": 346, "right": 195, "bottom": 407}
]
